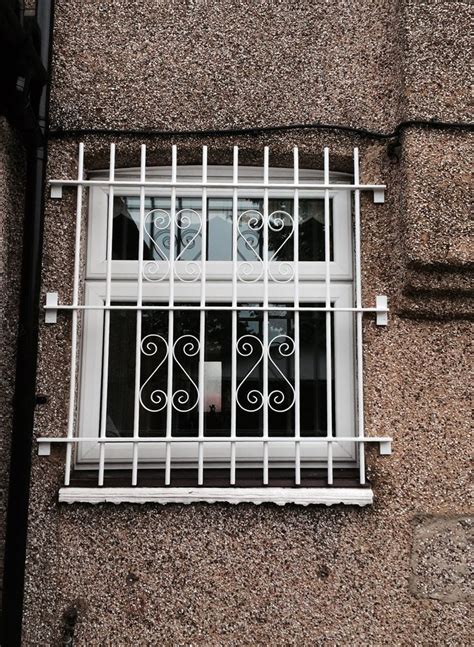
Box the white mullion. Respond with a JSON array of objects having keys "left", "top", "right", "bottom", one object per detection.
[
  {"left": 230, "top": 146, "right": 238, "bottom": 485},
  {"left": 354, "top": 148, "right": 365, "bottom": 484},
  {"left": 197, "top": 147, "right": 208, "bottom": 485},
  {"left": 293, "top": 147, "right": 301, "bottom": 486},
  {"left": 263, "top": 147, "right": 269, "bottom": 485},
  {"left": 98, "top": 144, "right": 116, "bottom": 486},
  {"left": 64, "top": 142, "right": 84, "bottom": 486},
  {"left": 324, "top": 147, "right": 334, "bottom": 486},
  {"left": 165, "top": 146, "right": 177, "bottom": 485},
  {"left": 131, "top": 145, "right": 146, "bottom": 486}
]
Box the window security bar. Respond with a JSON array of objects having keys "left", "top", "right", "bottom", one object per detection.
[
  {"left": 39, "top": 144, "right": 392, "bottom": 497},
  {"left": 45, "top": 301, "right": 388, "bottom": 317}
]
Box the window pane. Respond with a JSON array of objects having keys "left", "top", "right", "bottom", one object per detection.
[
  {"left": 110, "top": 196, "right": 333, "bottom": 262},
  {"left": 106, "top": 307, "right": 136, "bottom": 437},
  {"left": 105, "top": 303, "right": 331, "bottom": 440},
  {"left": 299, "top": 308, "right": 331, "bottom": 436}
]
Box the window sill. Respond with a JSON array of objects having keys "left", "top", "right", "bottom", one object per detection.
[{"left": 58, "top": 486, "right": 373, "bottom": 506}]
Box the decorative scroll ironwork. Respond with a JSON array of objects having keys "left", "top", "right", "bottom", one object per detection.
[
  {"left": 139, "top": 334, "right": 169, "bottom": 412},
  {"left": 237, "top": 209, "right": 264, "bottom": 282},
  {"left": 171, "top": 334, "right": 200, "bottom": 412},
  {"left": 268, "top": 211, "right": 295, "bottom": 283},
  {"left": 140, "top": 333, "right": 201, "bottom": 415},
  {"left": 268, "top": 334, "right": 296, "bottom": 412},
  {"left": 237, "top": 209, "right": 295, "bottom": 282},
  {"left": 143, "top": 209, "right": 171, "bottom": 282},
  {"left": 142, "top": 207, "right": 202, "bottom": 282},
  {"left": 174, "top": 208, "right": 202, "bottom": 282},
  {"left": 236, "top": 334, "right": 265, "bottom": 412},
  {"left": 235, "top": 332, "right": 296, "bottom": 415}
]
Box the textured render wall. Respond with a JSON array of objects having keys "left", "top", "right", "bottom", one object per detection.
[
  {"left": 0, "top": 118, "right": 25, "bottom": 599},
  {"left": 22, "top": 1, "right": 472, "bottom": 644}
]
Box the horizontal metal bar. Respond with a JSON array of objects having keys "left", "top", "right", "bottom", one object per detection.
[
  {"left": 38, "top": 436, "right": 391, "bottom": 444},
  {"left": 38, "top": 435, "right": 392, "bottom": 459},
  {"left": 49, "top": 179, "right": 386, "bottom": 191},
  {"left": 44, "top": 304, "right": 388, "bottom": 314}
]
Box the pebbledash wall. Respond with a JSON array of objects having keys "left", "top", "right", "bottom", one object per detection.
[{"left": 21, "top": 1, "right": 471, "bottom": 644}]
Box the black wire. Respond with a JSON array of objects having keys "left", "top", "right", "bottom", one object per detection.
[{"left": 48, "top": 119, "right": 473, "bottom": 140}]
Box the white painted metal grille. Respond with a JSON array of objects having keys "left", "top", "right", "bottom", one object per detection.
[{"left": 40, "top": 144, "right": 391, "bottom": 499}]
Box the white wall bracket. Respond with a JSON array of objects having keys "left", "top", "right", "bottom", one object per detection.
[
  {"left": 50, "top": 184, "right": 63, "bottom": 199},
  {"left": 375, "top": 295, "right": 388, "bottom": 325},
  {"left": 373, "top": 188, "right": 385, "bottom": 203},
  {"left": 379, "top": 440, "right": 392, "bottom": 455},
  {"left": 45, "top": 292, "right": 58, "bottom": 324},
  {"left": 38, "top": 441, "right": 51, "bottom": 456}
]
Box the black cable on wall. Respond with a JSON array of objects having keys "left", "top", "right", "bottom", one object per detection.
[{"left": 48, "top": 119, "right": 473, "bottom": 140}]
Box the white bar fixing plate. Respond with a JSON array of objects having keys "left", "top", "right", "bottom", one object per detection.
[
  {"left": 44, "top": 292, "right": 58, "bottom": 323},
  {"left": 50, "top": 184, "right": 63, "bottom": 199},
  {"left": 373, "top": 188, "right": 385, "bottom": 203},
  {"left": 376, "top": 295, "right": 388, "bottom": 326},
  {"left": 37, "top": 442, "right": 51, "bottom": 456}
]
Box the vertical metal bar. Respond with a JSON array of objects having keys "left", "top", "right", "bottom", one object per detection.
[
  {"left": 230, "top": 146, "right": 238, "bottom": 485},
  {"left": 324, "top": 147, "right": 333, "bottom": 486},
  {"left": 263, "top": 147, "right": 269, "bottom": 485},
  {"left": 165, "top": 145, "right": 177, "bottom": 485},
  {"left": 131, "top": 145, "right": 146, "bottom": 486},
  {"left": 64, "top": 142, "right": 84, "bottom": 486},
  {"left": 293, "top": 147, "right": 301, "bottom": 485},
  {"left": 353, "top": 148, "right": 365, "bottom": 484},
  {"left": 197, "top": 146, "right": 208, "bottom": 485},
  {"left": 98, "top": 143, "right": 116, "bottom": 486}
]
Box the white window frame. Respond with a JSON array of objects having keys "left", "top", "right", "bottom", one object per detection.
[{"left": 77, "top": 164, "right": 355, "bottom": 469}]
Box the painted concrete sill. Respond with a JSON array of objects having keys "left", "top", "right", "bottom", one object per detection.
[{"left": 58, "top": 487, "right": 374, "bottom": 506}]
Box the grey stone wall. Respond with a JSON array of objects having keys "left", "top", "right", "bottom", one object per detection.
[{"left": 20, "top": 1, "right": 472, "bottom": 644}]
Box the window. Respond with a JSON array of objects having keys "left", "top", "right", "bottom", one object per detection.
[{"left": 41, "top": 145, "right": 391, "bottom": 505}]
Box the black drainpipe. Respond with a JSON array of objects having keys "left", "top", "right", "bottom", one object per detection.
[{"left": 1, "top": 1, "right": 55, "bottom": 645}]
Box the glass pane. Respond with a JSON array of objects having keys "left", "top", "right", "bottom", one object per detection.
[
  {"left": 299, "top": 307, "right": 331, "bottom": 436},
  {"left": 112, "top": 196, "right": 203, "bottom": 262},
  {"left": 204, "top": 309, "right": 232, "bottom": 435},
  {"left": 298, "top": 199, "right": 333, "bottom": 262},
  {"left": 105, "top": 303, "right": 331, "bottom": 440},
  {"left": 106, "top": 306, "right": 137, "bottom": 436},
  {"left": 111, "top": 196, "right": 333, "bottom": 262}
]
